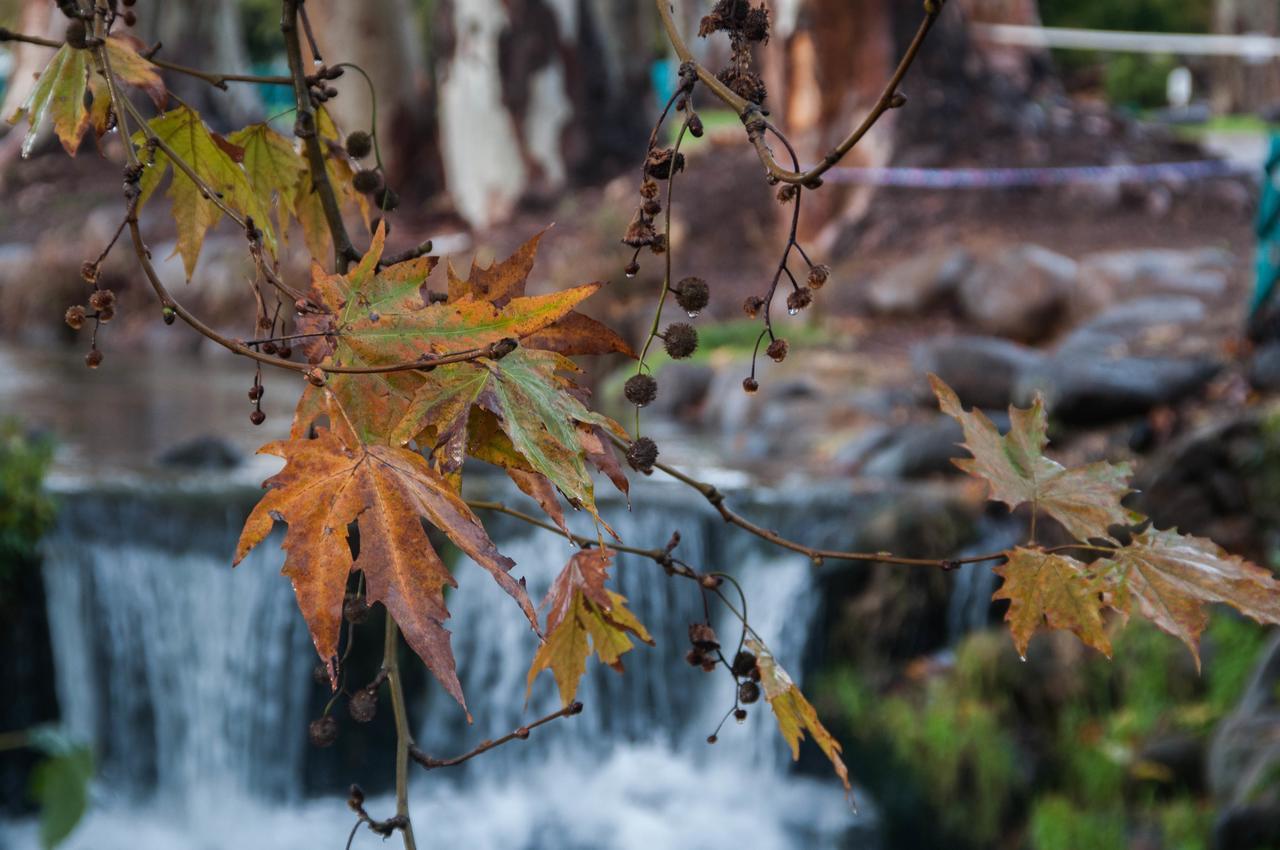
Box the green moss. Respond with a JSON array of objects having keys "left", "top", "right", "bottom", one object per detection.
[
  {"left": 1029, "top": 796, "right": 1127, "bottom": 850},
  {"left": 0, "top": 420, "right": 55, "bottom": 572}
]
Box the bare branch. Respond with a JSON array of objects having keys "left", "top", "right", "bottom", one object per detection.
[{"left": 409, "top": 702, "right": 584, "bottom": 771}]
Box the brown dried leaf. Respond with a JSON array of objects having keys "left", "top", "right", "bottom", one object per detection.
[{"left": 993, "top": 548, "right": 1111, "bottom": 659}]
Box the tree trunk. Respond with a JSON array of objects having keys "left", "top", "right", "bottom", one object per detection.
[
  {"left": 760, "top": 0, "right": 1047, "bottom": 249},
  {"left": 304, "top": 0, "right": 445, "bottom": 200},
  {"left": 432, "top": 0, "right": 652, "bottom": 229},
  {"left": 1210, "top": 0, "right": 1280, "bottom": 116}
]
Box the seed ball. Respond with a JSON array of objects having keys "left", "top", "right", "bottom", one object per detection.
[
  {"left": 80, "top": 261, "right": 99, "bottom": 285},
  {"left": 738, "top": 681, "right": 761, "bottom": 705},
  {"left": 674, "top": 277, "right": 710, "bottom": 315},
  {"left": 685, "top": 647, "right": 705, "bottom": 667},
  {"left": 65, "top": 305, "right": 86, "bottom": 330},
  {"left": 731, "top": 650, "right": 758, "bottom": 678},
  {"left": 807, "top": 264, "right": 831, "bottom": 290},
  {"left": 706, "top": 734, "right": 718, "bottom": 744},
  {"left": 742, "top": 377, "right": 759, "bottom": 394},
  {"left": 688, "top": 114, "right": 704, "bottom": 138},
  {"left": 624, "top": 260, "right": 641, "bottom": 277},
  {"left": 786, "top": 287, "right": 813, "bottom": 313},
  {"left": 122, "top": 9, "right": 136, "bottom": 26},
  {"left": 662, "top": 323, "right": 698, "bottom": 360},
  {"left": 311, "top": 663, "right": 330, "bottom": 685},
  {"left": 89, "top": 289, "right": 116, "bottom": 311},
  {"left": 639, "top": 178, "right": 660, "bottom": 200},
  {"left": 625, "top": 436, "right": 659, "bottom": 475},
  {"left": 743, "top": 295, "right": 765, "bottom": 318},
  {"left": 348, "top": 688, "right": 378, "bottom": 723},
  {"left": 374, "top": 187, "right": 399, "bottom": 212},
  {"left": 343, "top": 594, "right": 371, "bottom": 625},
  {"left": 308, "top": 715, "right": 338, "bottom": 748},
  {"left": 624, "top": 374, "right": 658, "bottom": 407},
  {"left": 306, "top": 367, "right": 327, "bottom": 387},
  {"left": 352, "top": 168, "right": 382, "bottom": 195},
  {"left": 689, "top": 623, "right": 719, "bottom": 651},
  {"left": 344, "top": 130, "right": 373, "bottom": 159},
  {"left": 766, "top": 338, "right": 789, "bottom": 363},
  {"left": 84, "top": 349, "right": 103, "bottom": 369},
  {"left": 733, "top": 708, "right": 748, "bottom": 722},
  {"left": 65, "top": 19, "right": 88, "bottom": 49},
  {"left": 248, "top": 384, "right": 264, "bottom": 401},
  {"left": 250, "top": 409, "right": 266, "bottom": 426},
  {"left": 642, "top": 199, "right": 661, "bottom": 217},
  {"left": 97, "top": 306, "right": 115, "bottom": 324},
  {"left": 700, "top": 658, "right": 718, "bottom": 673}
]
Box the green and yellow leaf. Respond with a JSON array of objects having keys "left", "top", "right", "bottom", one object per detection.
[
  {"left": 10, "top": 36, "right": 165, "bottom": 157},
  {"left": 748, "top": 638, "right": 850, "bottom": 793},
  {"left": 931, "top": 375, "right": 1133, "bottom": 543},
  {"left": 525, "top": 549, "right": 653, "bottom": 706},
  {"left": 227, "top": 122, "right": 308, "bottom": 245},
  {"left": 133, "top": 105, "right": 274, "bottom": 278},
  {"left": 993, "top": 548, "right": 1112, "bottom": 659}
]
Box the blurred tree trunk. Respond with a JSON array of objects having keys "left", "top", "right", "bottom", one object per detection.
[
  {"left": 134, "top": 0, "right": 261, "bottom": 126},
  {"left": 1209, "top": 0, "right": 1280, "bottom": 116},
  {"left": 305, "top": 0, "right": 445, "bottom": 201},
  {"left": 431, "top": 0, "right": 653, "bottom": 229},
  {"left": 760, "top": 0, "right": 1049, "bottom": 249}
]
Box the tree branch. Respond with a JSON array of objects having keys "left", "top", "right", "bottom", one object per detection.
[
  {"left": 0, "top": 28, "right": 294, "bottom": 89},
  {"left": 408, "top": 702, "right": 584, "bottom": 771},
  {"left": 382, "top": 617, "right": 418, "bottom": 850},
  {"left": 281, "top": 0, "right": 359, "bottom": 272},
  {"left": 654, "top": 0, "right": 942, "bottom": 186}
]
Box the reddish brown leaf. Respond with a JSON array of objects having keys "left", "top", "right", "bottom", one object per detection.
[
  {"left": 1101, "top": 528, "right": 1280, "bottom": 667},
  {"left": 236, "top": 390, "right": 536, "bottom": 714}
]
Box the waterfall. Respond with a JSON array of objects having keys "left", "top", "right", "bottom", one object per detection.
[{"left": 7, "top": 476, "right": 877, "bottom": 850}]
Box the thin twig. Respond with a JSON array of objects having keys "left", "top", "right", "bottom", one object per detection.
[
  {"left": 654, "top": 0, "right": 941, "bottom": 185},
  {"left": 408, "top": 702, "right": 584, "bottom": 770}
]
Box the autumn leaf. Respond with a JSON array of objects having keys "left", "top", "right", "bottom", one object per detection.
[
  {"left": 10, "top": 36, "right": 164, "bottom": 157},
  {"left": 12, "top": 45, "right": 88, "bottom": 156},
  {"left": 236, "top": 389, "right": 537, "bottom": 715},
  {"left": 931, "top": 375, "right": 1134, "bottom": 543},
  {"left": 1100, "top": 528, "right": 1280, "bottom": 668},
  {"left": 525, "top": 549, "right": 652, "bottom": 707},
  {"left": 448, "top": 230, "right": 636, "bottom": 358},
  {"left": 392, "top": 348, "right": 627, "bottom": 520},
  {"left": 134, "top": 105, "right": 273, "bottom": 278},
  {"left": 748, "top": 638, "right": 850, "bottom": 793},
  {"left": 227, "top": 123, "right": 307, "bottom": 245},
  {"left": 993, "top": 548, "right": 1111, "bottom": 659}
]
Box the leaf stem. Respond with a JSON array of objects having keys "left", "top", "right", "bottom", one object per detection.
[{"left": 382, "top": 615, "right": 418, "bottom": 850}]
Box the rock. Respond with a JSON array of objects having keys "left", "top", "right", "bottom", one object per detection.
[
  {"left": 1056, "top": 296, "right": 1208, "bottom": 357},
  {"left": 1131, "top": 735, "right": 1206, "bottom": 795},
  {"left": 862, "top": 248, "right": 973, "bottom": 317},
  {"left": 858, "top": 415, "right": 1001, "bottom": 480},
  {"left": 957, "top": 245, "right": 1076, "bottom": 341},
  {"left": 157, "top": 436, "right": 244, "bottom": 470},
  {"left": 912, "top": 336, "right": 1045, "bottom": 410},
  {"left": 1249, "top": 343, "right": 1280, "bottom": 392},
  {"left": 1015, "top": 355, "right": 1219, "bottom": 424},
  {"left": 1213, "top": 805, "right": 1280, "bottom": 850},
  {"left": 1080, "top": 248, "right": 1231, "bottom": 300}
]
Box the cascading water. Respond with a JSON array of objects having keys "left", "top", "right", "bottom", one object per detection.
[{"left": 5, "top": 475, "right": 878, "bottom": 850}]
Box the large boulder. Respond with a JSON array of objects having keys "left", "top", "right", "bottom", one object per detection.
[
  {"left": 157, "top": 436, "right": 244, "bottom": 470},
  {"left": 1080, "top": 248, "right": 1231, "bottom": 301},
  {"left": 912, "top": 335, "right": 1045, "bottom": 410},
  {"left": 862, "top": 248, "right": 973, "bottom": 317},
  {"left": 1056, "top": 296, "right": 1208, "bottom": 358},
  {"left": 1015, "top": 355, "right": 1219, "bottom": 424},
  {"left": 957, "top": 244, "right": 1076, "bottom": 341}
]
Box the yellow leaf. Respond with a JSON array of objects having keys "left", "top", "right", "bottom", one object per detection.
[
  {"left": 749, "top": 638, "right": 851, "bottom": 793},
  {"left": 993, "top": 548, "right": 1112, "bottom": 659}
]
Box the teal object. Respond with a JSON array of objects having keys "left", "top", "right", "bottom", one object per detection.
[{"left": 1252, "top": 134, "right": 1280, "bottom": 316}]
